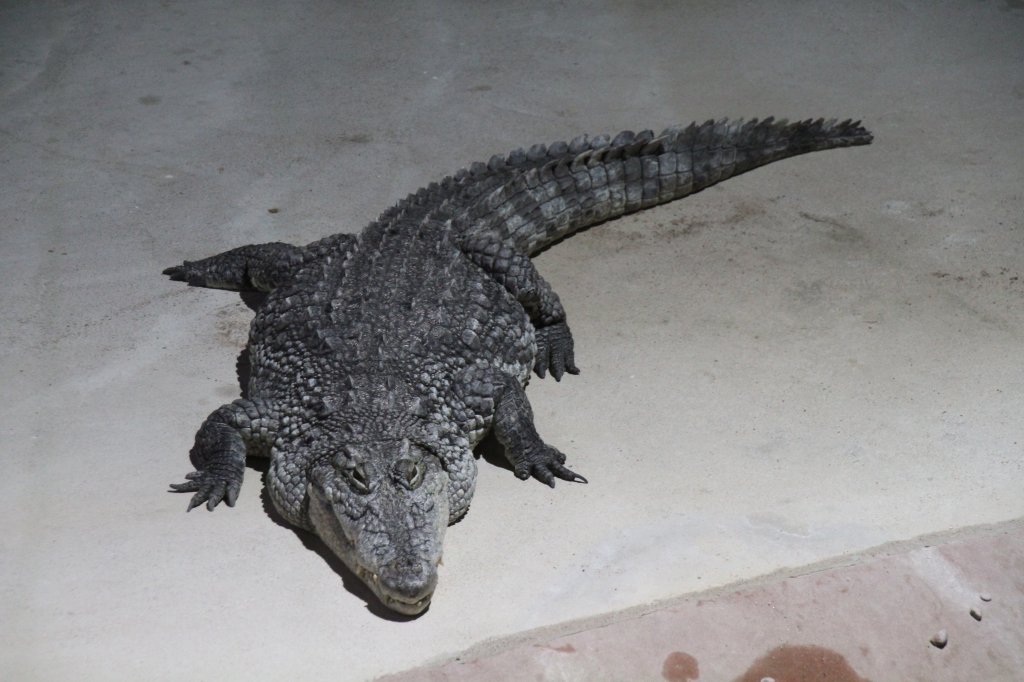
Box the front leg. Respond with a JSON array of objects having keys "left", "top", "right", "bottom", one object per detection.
[
  {"left": 494, "top": 375, "right": 587, "bottom": 486},
  {"left": 460, "top": 232, "right": 579, "bottom": 380},
  {"left": 169, "top": 398, "right": 279, "bottom": 510},
  {"left": 456, "top": 366, "right": 585, "bottom": 489}
]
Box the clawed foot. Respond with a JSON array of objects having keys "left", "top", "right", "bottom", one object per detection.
[
  {"left": 534, "top": 322, "right": 580, "bottom": 381},
  {"left": 170, "top": 469, "right": 243, "bottom": 511},
  {"left": 512, "top": 443, "right": 587, "bottom": 488},
  {"left": 164, "top": 262, "right": 204, "bottom": 286},
  {"left": 162, "top": 256, "right": 242, "bottom": 284}
]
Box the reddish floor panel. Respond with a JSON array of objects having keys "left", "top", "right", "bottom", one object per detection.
[{"left": 386, "top": 523, "right": 1024, "bottom": 681}]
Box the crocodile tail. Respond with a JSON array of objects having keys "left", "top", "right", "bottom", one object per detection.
[
  {"left": 466, "top": 118, "right": 872, "bottom": 256},
  {"left": 375, "top": 135, "right": 623, "bottom": 229}
]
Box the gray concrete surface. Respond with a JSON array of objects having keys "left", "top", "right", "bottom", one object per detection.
[{"left": 1, "top": 1, "right": 1021, "bottom": 680}]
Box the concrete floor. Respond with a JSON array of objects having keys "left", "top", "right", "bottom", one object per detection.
[{"left": 1, "top": 1, "right": 1022, "bottom": 680}]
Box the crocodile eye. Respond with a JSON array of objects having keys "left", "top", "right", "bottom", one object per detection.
[
  {"left": 394, "top": 458, "right": 425, "bottom": 490},
  {"left": 346, "top": 464, "right": 370, "bottom": 493},
  {"left": 406, "top": 461, "right": 424, "bottom": 489}
]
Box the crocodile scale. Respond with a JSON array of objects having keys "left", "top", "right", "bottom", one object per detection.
[{"left": 165, "top": 117, "right": 872, "bottom": 615}]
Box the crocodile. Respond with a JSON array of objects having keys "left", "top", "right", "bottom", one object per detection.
[{"left": 166, "top": 117, "right": 872, "bottom": 615}]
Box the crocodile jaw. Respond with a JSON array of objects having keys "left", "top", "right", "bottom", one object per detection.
[
  {"left": 307, "top": 479, "right": 446, "bottom": 615},
  {"left": 352, "top": 563, "right": 436, "bottom": 615}
]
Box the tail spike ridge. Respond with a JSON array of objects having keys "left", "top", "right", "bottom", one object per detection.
[{"left": 470, "top": 116, "right": 872, "bottom": 255}]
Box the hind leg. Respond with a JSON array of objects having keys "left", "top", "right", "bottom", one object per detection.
[
  {"left": 163, "top": 242, "right": 309, "bottom": 292},
  {"left": 165, "top": 233, "right": 356, "bottom": 292},
  {"left": 460, "top": 232, "right": 580, "bottom": 380},
  {"left": 491, "top": 373, "right": 587, "bottom": 486}
]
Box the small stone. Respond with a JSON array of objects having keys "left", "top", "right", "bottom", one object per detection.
[
  {"left": 930, "top": 629, "right": 948, "bottom": 649},
  {"left": 970, "top": 607, "right": 982, "bottom": 621},
  {"left": 979, "top": 593, "right": 992, "bottom": 602},
  {"left": 761, "top": 678, "right": 776, "bottom": 682}
]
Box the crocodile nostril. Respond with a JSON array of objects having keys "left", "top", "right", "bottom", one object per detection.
[{"left": 379, "top": 558, "right": 437, "bottom": 601}]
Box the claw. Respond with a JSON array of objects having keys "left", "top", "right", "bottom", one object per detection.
[
  {"left": 550, "top": 357, "right": 565, "bottom": 382},
  {"left": 534, "top": 322, "right": 579, "bottom": 380},
  {"left": 169, "top": 480, "right": 199, "bottom": 492},
  {"left": 163, "top": 265, "right": 187, "bottom": 281},
  {"left": 534, "top": 353, "right": 549, "bottom": 379},
  {"left": 511, "top": 444, "right": 587, "bottom": 487},
  {"left": 565, "top": 354, "right": 580, "bottom": 376},
  {"left": 207, "top": 486, "right": 225, "bottom": 510},
  {"left": 186, "top": 493, "right": 206, "bottom": 512},
  {"left": 552, "top": 463, "right": 588, "bottom": 484},
  {"left": 163, "top": 261, "right": 207, "bottom": 286},
  {"left": 171, "top": 469, "right": 241, "bottom": 511},
  {"left": 225, "top": 482, "right": 240, "bottom": 507}
]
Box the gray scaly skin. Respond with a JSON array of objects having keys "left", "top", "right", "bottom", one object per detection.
[{"left": 166, "top": 117, "right": 872, "bottom": 615}]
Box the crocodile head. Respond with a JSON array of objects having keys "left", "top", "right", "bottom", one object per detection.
[{"left": 308, "top": 437, "right": 448, "bottom": 615}]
